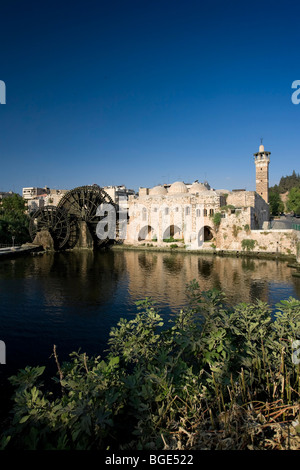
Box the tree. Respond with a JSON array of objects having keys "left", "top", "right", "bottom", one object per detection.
[
  {"left": 286, "top": 187, "right": 300, "bottom": 215},
  {"left": 0, "top": 194, "right": 30, "bottom": 244},
  {"left": 269, "top": 170, "right": 300, "bottom": 194},
  {"left": 269, "top": 191, "right": 284, "bottom": 216},
  {"left": 1, "top": 193, "right": 27, "bottom": 216}
]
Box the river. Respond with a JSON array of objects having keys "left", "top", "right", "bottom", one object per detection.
[{"left": 0, "top": 248, "right": 300, "bottom": 415}]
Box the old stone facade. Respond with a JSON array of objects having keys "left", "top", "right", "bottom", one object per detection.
[
  {"left": 123, "top": 143, "right": 299, "bottom": 257},
  {"left": 125, "top": 181, "right": 226, "bottom": 249},
  {"left": 215, "top": 210, "right": 300, "bottom": 256},
  {"left": 124, "top": 179, "right": 270, "bottom": 251}
]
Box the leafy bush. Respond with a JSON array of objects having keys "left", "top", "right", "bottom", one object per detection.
[
  {"left": 232, "top": 225, "right": 242, "bottom": 238},
  {"left": 1, "top": 282, "right": 300, "bottom": 450},
  {"left": 212, "top": 212, "right": 222, "bottom": 227},
  {"left": 241, "top": 239, "right": 257, "bottom": 251}
]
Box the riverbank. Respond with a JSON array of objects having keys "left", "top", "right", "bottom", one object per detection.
[
  {"left": 111, "top": 242, "right": 298, "bottom": 263},
  {"left": 0, "top": 243, "right": 43, "bottom": 260},
  {"left": 0, "top": 239, "right": 298, "bottom": 264}
]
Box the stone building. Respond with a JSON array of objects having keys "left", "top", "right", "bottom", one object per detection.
[
  {"left": 125, "top": 181, "right": 225, "bottom": 249},
  {"left": 22, "top": 186, "right": 50, "bottom": 200},
  {"left": 23, "top": 187, "right": 68, "bottom": 212},
  {"left": 124, "top": 143, "right": 273, "bottom": 251},
  {"left": 0, "top": 191, "right": 14, "bottom": 201},
  {"left": 44, "top": 189, "right": 69, "bottom": 206}
]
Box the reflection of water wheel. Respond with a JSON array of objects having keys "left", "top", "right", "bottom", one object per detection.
[
  {"left": 29, "top": 206, "right": 70, "bottom": 249},
  {"left": 57, "top": 185, "right": 116, "bottom": 247}
]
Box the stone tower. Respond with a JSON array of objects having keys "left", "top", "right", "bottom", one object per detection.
[{"left": 254, "top": 141, "right": 270, "bottom": 203}]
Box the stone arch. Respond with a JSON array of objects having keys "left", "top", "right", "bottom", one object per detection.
[
  {"left": 204, "top": 225, "right": 214, "bottom": 241},
  {"left": 163, "top": 224, "right": 183, "bottom": 240},
  {"left": 138, "top": 225, "right": 156, "bottom": 241}
]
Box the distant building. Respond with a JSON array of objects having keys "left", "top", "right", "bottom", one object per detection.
[
  {"left": 0, "top": 191, "right": 14, "bottom": 201},
  {"left": 27, "top": 197, "right": 46, "bottom": 213},
  {"left": 22, "top": 187, "right": 50, "bottom": 200},
  {"left": 103, "top": 185, "right": 136, "bottom": 206},
  {"left": 44, "top": 189, "right": 69, "bottom": 206},
  {"left": 23, "top": 186, "right": 68, "bottom": 212}
]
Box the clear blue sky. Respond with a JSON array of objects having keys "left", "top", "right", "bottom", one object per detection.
[{"left": 1, "top": 0, "right": 300, "bottom": 194}]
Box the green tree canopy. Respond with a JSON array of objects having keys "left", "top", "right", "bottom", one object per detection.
[
  {"left": 1, "top": 193, "right": 27, "bottom": 216},
  {"left": 0, "top": 194, "right": 30, "bottom": 244},
  {"left": 269, "top": 170, "right": 300, "bottom": 194},
  {"left": 269, "top": 191, "right": 284, "bottom": 216},
  {"left": 286, "top": 187, "right": 300, "bottom": 215}
]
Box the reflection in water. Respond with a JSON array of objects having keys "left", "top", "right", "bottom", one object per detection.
[
  {"left": 241, "top": 259, "right": 256, "bottom": 272},
  {"left": 0, "top": 249, "right": 300, "bottom": 379},
  {"left": 138, "top": 253, "right": 157, "bottom": 272},
  {"left": 163, "top": 255, "right": 183, "bottom": 273},
  {"left": 198, "top": 259, "right": 212, "bottom": 278},
  {"left": 127, "top": 252, "right": 300, "bottom": 309}
]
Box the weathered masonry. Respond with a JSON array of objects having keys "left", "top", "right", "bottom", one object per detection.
[{"left": 254, "top": 141, "right": 270, "bottom": 203}]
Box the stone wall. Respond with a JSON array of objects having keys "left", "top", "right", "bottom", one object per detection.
[
  {"left": 226, "top": 191, "right": 269, "bottom": 229},
  {"left": 125, "top": 192, "right": 222, "bottom": 246},
  {"left": 123, "top": 188, "right": 297, "bottom": 257},
  {"left": 215, "top": 211, "right": 299, "bottom": 255}
]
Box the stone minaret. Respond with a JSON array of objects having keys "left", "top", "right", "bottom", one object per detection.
[{"left": 254, "top": 141, "right": 270, "bottom": 203}]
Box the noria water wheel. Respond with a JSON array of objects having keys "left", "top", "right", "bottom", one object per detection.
[
  {"left": 29, "top": 185, "right": 117, "bottom": 250},
  {"left": 29, "top": 205, "right": 70, "bottom": 249},
  {"left": 57, "top": 185, "right": 116, "bottom": 248}
]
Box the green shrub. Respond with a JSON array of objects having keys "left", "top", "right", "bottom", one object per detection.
[
  {"left": 232, "top": 225, "right": 242, "bottom": 238},
  {"left": 212, "top": 212, "right": 222, "bottom": 227},
  {"left": 1, "top": 282, "right": 300, "bottom": 450},
  {"left": 241, "top": 239, "right": 257, "bottom": 251}
]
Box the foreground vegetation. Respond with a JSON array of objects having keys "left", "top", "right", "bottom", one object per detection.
[{"left": 1, "top": 281, "right": 300, "bottom": 450}]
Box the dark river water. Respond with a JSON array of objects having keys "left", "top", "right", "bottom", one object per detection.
[{"left": 1, "top": 248, "right": 300, "bottom": 415}]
